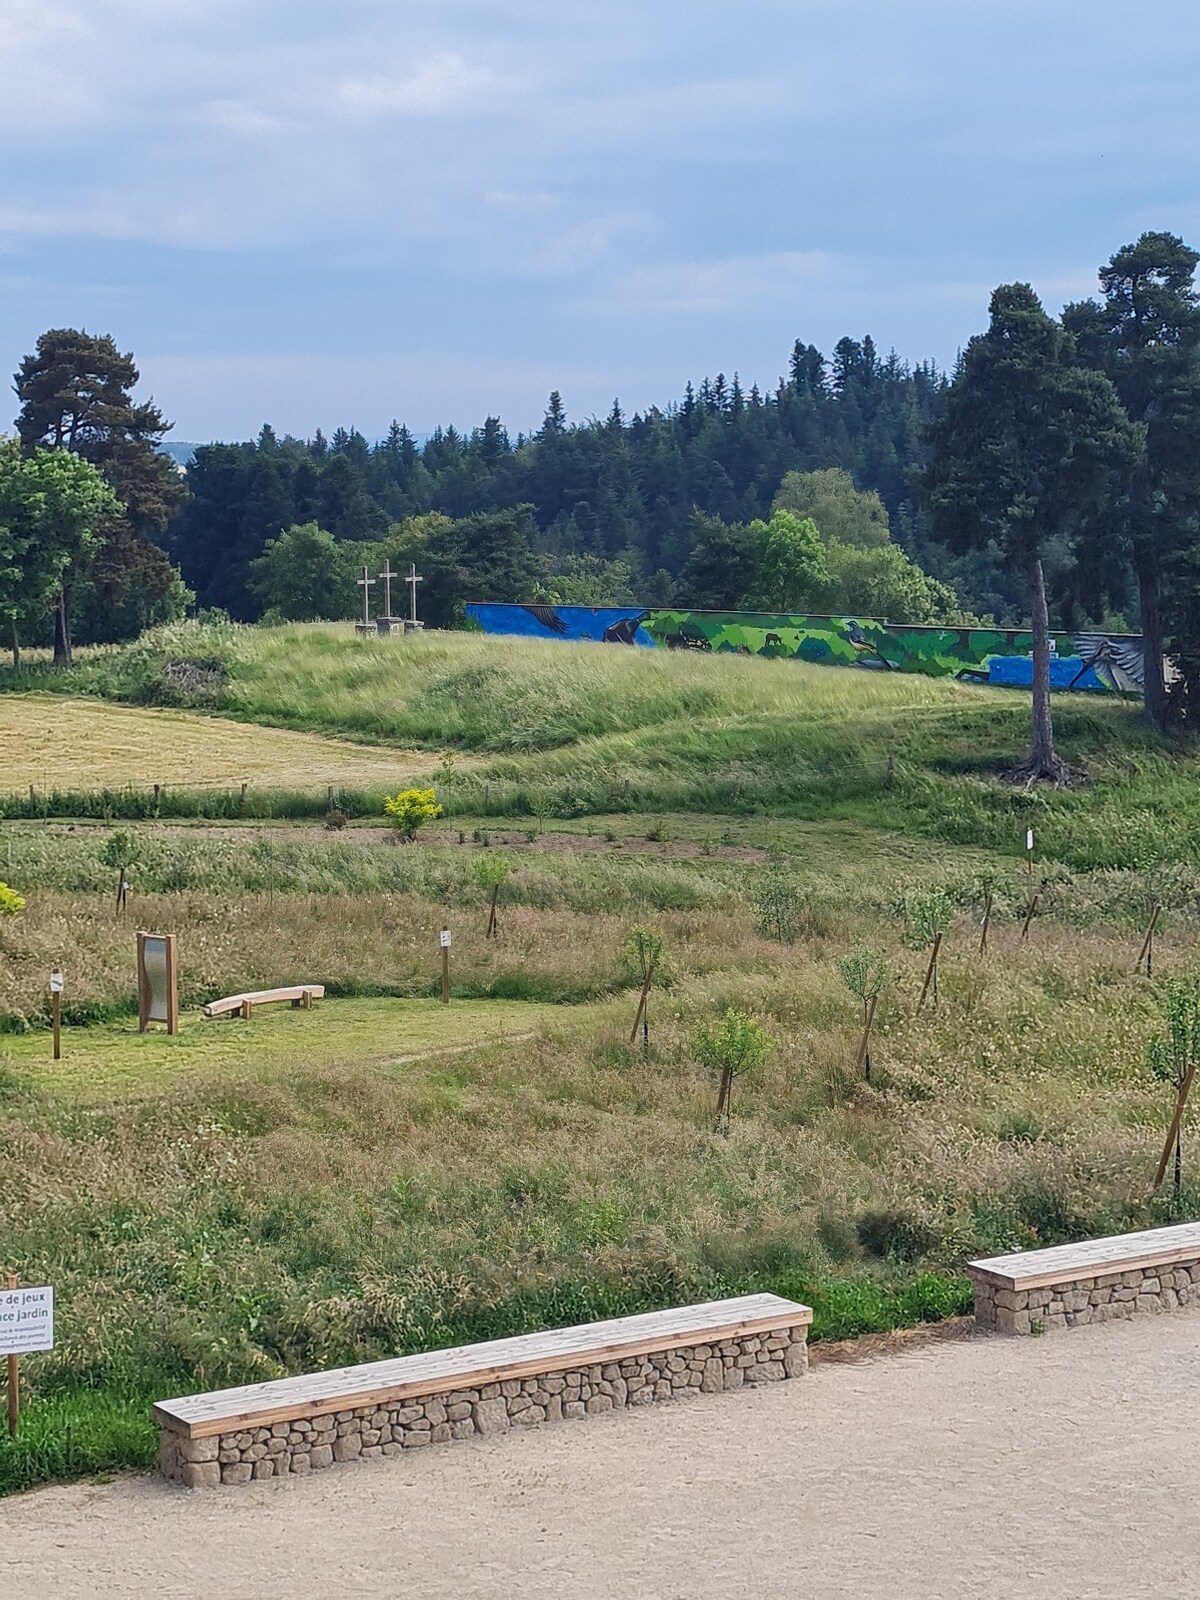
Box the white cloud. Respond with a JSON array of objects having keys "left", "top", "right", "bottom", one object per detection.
[
  {"left": 606, "top": 251, "right": 841, "bottom": 314},
  {"left": 336, "top": 52, "right": 509, "bottom": 117}
]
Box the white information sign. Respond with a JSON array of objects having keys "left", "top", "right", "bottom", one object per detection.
[
  {"left": 439, "top": 929, "right": 452, "bottom": 948},
  {"left": 49, "top": 970, "right": 65, "bottom": 995},
  {"left": 0, "top": 1285, "right": 54, "bottom": 1355},
  {"left": 1026, "top": 829, "right": 1035, "bottom": 853}
]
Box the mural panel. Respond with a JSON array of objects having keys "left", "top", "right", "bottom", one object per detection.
[{"left": 464, "top": 604, "right": 1145, "bottom": 695}]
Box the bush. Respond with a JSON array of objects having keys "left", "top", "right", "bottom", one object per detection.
[
  {"left": 383, "top": 788, "right": 443, "bottom": 841},
  {"left": 753, "top": 870, "right": 809, "bottom": 944},
  {"left": 0, "top": 882, "right": 24, "bottom": 915}
]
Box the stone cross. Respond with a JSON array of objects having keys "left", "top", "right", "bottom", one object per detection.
[
  {"left": 407, "top": 562, "right": 423, "bottom": 624},
  {"left": 378, "top": 559, "right": 396, "bottom": 619},
  {"left": 357, "top": 565, "right": 376, "bottom": 627}
]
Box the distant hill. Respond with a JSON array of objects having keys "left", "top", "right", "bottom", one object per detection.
[{"left": 160, "top": 442, "right": 202, "bottom": 467}]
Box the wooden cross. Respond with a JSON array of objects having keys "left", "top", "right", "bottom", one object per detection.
[
  {"left": 378, "top": 560, "right": 397, "bottom": 619},
  {"left": 357, "top": 565, "right": 376, "bottom": 627},
  {"left": 407, "top": 562, "right": 423, "bottom": 624}
]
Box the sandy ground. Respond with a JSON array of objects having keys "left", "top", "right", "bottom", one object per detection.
[{"left": 5, "top": 1311, "right": 1200, "bottom": 1600}]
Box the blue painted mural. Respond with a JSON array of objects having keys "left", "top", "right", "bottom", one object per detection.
[{"left": 465, "top": 604, "right": 1146, "bottom": 695}]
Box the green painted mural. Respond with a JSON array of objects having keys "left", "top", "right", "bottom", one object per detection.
[{"left": 464, "top": 604, "right": 1146, "bottom": 695}]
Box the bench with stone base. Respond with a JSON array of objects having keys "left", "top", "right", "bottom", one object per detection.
[
  {"left": 155, "top": 1293, "right": 813, "bottom": 1488},
  {"left": 968, "top": 1220, "right": 1200, "bottom": 1335}
]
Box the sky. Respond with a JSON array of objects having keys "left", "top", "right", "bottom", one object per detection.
[{"left": 2, "top": 0, "right": 1199, "bottom": 443}]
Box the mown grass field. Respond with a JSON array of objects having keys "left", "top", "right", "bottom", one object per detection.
[
  {"left": 0, "top": 693, "right": 456, "bottom": 793},
  {"left": 0, "top": 620, "right": 1198, "bottom": 1495}
]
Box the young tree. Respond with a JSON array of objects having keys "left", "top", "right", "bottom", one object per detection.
[
  {"left": 837, "top": 947, "right": 889, "bottom": 1080},
  {"left": 924, "top": 285, "right": 1135, "bottom": 780},
  {"left": 472, "top": 853, "right": 511, "bottom": 937},
  {"left": 14, "top": 329, "right": 186, "bottom": 654},
  {"left": 1063, "top": 233, "right": 1200, "bottom": 729},
  {"left": 1147, "top": 976, "right": 1200, "bottom": 1200},
  {"left": 0, "top": 438, "right": 120, "bottom": 666},
  {"left": 694, "top": 1008, "right": 772, "bottom": 1133}
]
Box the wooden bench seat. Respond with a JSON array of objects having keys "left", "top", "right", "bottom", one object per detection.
[
  {"left": 967, "top": 1221, "right": 1200, "bottom": 1334},
  {"left": 202, "top": 985, "right": 324, "bottom": 1020},
  {"left": 156, "top": 1293, "right": 813, "bottom": 1487}
]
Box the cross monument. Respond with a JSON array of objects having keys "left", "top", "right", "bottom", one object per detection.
[
  {"left": 407, "top": 562, "right": 423, "bottom": 625},
  {"left": 357, "top": 565, "right": 376, "bottom": 628},
  {"left": 378, "top": 559, "right": 397, "bottom": 619}
]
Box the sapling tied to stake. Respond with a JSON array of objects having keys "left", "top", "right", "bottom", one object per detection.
[
  {"left": 837, "top": 947, "right": 889, "bottom": 1082},
  {"left": 99, "top": 828, "right": 140, "bottom": 918},
  {"left": 896, "top": 885, "right": 954, "bottom": 1011},
  {"left": 472, "top": 852, "right": 510, "bottom": 938},
  {"left": 622, "top": 925, "right": 664, "bottom": 1050},
  {"left": 1147, "top": 976, "right": 1200, "bottom": 1201},
  {"left": 694, "top": 1008, "right": 772, "bottom": 1135}
]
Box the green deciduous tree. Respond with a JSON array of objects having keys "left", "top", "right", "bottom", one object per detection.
[
  {"left": 0, "top": 437, "right": 120, "bottom": 666},
  {"left": 925, "top": 285, "right": 1136, "bottom": 780},
  {"left": 1063, "top": 232, "right": 1200, "bottom": 728},
  {"left": 774, "top": 467, "right": 891, "bottom": 548},
  {"left": 744, "top": 509, "right": 828, "bottom": 611},
  {"left": 694, "top": 1008, "right": 772, "bottom": 1133},
  {"left": 249, "top": 522, "right": 353, "bottom": 621}
]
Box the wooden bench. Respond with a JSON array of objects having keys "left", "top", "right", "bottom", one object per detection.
[
  {"left": 202, "top": 985, "right": 325, "bottom": 1020},
  {"left": 156, "top": 1293, "right": 813, "bottom": 1487},
  {"left": 967, "top": 1221, "right": 1200, "bottom": 1335}
]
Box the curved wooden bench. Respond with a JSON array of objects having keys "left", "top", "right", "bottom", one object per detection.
[
  {"left": 155, "top": 1293, "right": 813, "bottom": 1487},
  {"left": 202, "top": 985, "right": 325, "bottom": 1020}
]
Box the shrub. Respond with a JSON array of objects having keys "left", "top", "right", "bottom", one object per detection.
[
  {"left": 753, "top": 870, "right": 809, "bottom": 944},
  {"left": 0, "top": 882, "right": 24, "bottom": 915},
  {"left": 383, "top": 788, "right": 443, "bottom": 841},
  {"left": 324, "top": 809, "right": 348, "bottom": 831}
]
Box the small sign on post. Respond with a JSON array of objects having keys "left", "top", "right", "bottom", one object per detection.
[
  {"left": 137, "top": 932, "right": 179, "bottom": 1035},
  {"left": 49, "top": 969, "right": 64, "bottom": 1061},
  {"left": 440, "top": 927, "right": 451, "bottom": 1005},
  {"left": 2, "top": 1279, "right": 54, "bottom": 1437}
]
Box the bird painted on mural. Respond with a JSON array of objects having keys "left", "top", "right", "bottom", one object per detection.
[{"left": 519, "top": 605, "right": 569, "bottom": 635}]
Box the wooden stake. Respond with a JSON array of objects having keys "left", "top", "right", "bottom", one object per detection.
[
  {"left": 855, "top": 992, "right": 879, "bottom": 1079},
  {"left": 1135, "top": 904, "right": 1162, "bottom": 978},
  {"left": 5, "top": 1272, "right": 17, "bottom": 1438},
  {"left": 441, "top": 930, "right": 450, "bottom": 1005},
  {"left": 917, "top": 932, "right": 942, "bottom": 1012},
  {"left": 487, "top": 886, "right": 499, "bottom": 938},
  {"left": 1020, "top": 894, "right": 1039, "bottom": 944},
  {"left": 979, "top": 894, "right": 993, "bottom": 956},
  {"left": 628, "top": 957, "right": 656, "bottom": 1045},
  {"left": 1153, "top": 1061, "right": 1198, "bottom": 1192},
  {"left": 52, "top": 991, "right": 61, "bottom": 1061}
]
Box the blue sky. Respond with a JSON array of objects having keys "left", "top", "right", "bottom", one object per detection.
[{"left": 3, "top": 0, "right": 1199, "bottom": 441}]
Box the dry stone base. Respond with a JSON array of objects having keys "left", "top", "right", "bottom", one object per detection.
[
  {"left": 160, "top": 1328, "right": 809, "bottom": 1488},
  {"left": 973, "top": 1262, "right": 1200, "bottom": 1335}
]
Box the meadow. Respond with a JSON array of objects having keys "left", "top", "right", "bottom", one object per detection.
[{"left": 0, "top": 621, "right": 1198, "bottom": 1494}]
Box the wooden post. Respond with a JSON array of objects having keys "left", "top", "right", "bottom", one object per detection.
[
  {"left": 5, "top": 1272, "right": 17, "bottom": 1438},
  {"left": 715, "top": 1066, "right": 733, "bottom": 1130},
  {"left": 628, "top": 957, "right": 656, "bottom": 1045},
  {"left": 487, "top": 886, "right": 499, "bottom": 938},
  {"left": 855, "top": 991, "right": 879, "bottom": 1080},
  {"left": 1020, "top": 894, "right": 1039, "bottom": 944},
  {"left": 1135, "top": 904, "right": 1162, "bottom": 978},
  {"left": 979, "top": 894, "right": 993, "bottom": 956},
  {"left": 1153, "top": 1061, "right": 1198, "bottom": 1192},
  {"left": 52, "top": 992, "right": 61, "bottom": 1062},
  {"left": 441, "top": 928, "right": 451, "bottom": 1004},
  {"left": 917, "top": 932, "right": 942, "bottom": 1012}
]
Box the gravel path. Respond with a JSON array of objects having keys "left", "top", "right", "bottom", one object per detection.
[{"left": 5, "top": 1311, "right": 1200, "bottom": 1599}]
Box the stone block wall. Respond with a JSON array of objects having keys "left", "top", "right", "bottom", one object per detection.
[
  {"left": 972, "top": 1261, "right": 1200, "bottom": 1335},
  {"left": 160, "top": 1325, "right": 809, "bottom": 1488}
]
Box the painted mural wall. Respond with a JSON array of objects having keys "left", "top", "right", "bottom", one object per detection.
[{"left": 465, "top": 603, "right": 1146, "bottom": 695}]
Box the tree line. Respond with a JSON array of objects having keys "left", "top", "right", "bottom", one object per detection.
[{"left": 2, "top": 231, "right": 1199, "bottom": 758}]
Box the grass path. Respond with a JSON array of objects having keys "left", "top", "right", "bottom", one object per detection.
[
  {"left": 0, "top": 997, "right": 585, "bottom": 1096},
  {"left": 0, "top": 694, "right": 457, "bottom": 792}
]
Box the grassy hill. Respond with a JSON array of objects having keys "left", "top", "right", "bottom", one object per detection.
[{"left": 1, "top": 620, "right": 1198, "bottom": 1493}]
